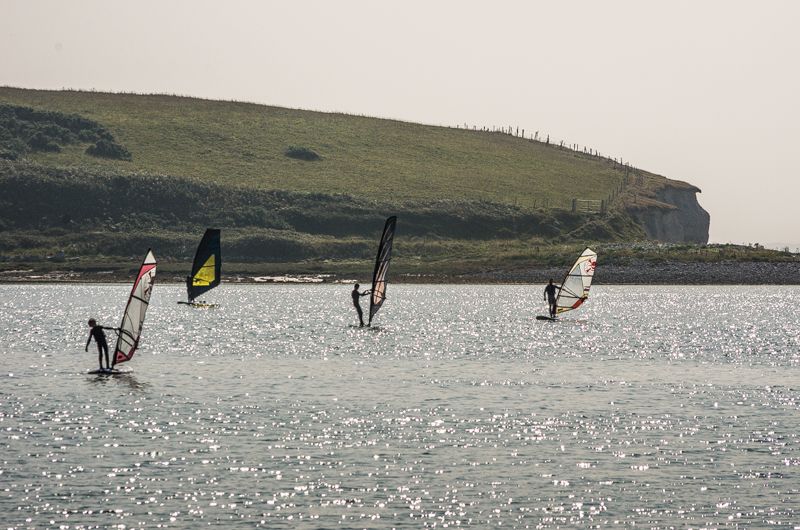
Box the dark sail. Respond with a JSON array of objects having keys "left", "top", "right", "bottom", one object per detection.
[
  {"left": 187, "top": 229, "right": 221, "bottom": 302},
  {"left": 113, "top": 250, "right": 157, "bottom": 367},
  {"left": 368, "top": 216, "right": 397, "bottom": 325}
]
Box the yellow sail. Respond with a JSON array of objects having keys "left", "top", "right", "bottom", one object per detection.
[
  {"left": 186, "top": 229, "right": 221, "bottom": 302},
  {"left": 192, "top": 255, "right": 216, "bottom": 286}
]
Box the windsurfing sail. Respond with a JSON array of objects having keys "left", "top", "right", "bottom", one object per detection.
[
  {"left": 368, "top": 216, "right": 397, "bottom": 325},
  {"left": 112, "top": 250, "right": 157, "bottom": 367},
  {"left": 186, "top": 228, "right": 221, "bottom": 302},
  {"left": 554, "top": 247, "right": 597, "bottom": 315}
]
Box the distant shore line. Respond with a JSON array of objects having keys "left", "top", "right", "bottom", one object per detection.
[
  {"left": 464, "top": 260, "right": 800, "bottom": 285},
  {"left": 1, "top": 261, "right": 798, "bottom": 285}
]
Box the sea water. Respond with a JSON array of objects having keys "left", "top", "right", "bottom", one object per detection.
[{"left": 1, "top": 284, "right": 799, "bottom": 528}]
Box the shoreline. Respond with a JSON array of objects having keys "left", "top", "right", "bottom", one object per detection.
[
  {"left": 1, "top": 260, "right": 798, "bottom": 285},
  {"left": 459, "top": 260, "right": 800, "bottom": 285}
]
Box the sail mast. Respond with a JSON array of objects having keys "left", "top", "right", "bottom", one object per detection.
[{"left": 368, "top": 216, "right": 397, "bottom": 326}]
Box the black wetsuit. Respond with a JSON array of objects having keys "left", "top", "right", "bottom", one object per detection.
[
  {"left": 352, "top": 288, "right": 367, "bottom": 327},
  {"left": 544, "top": 284, "right": 560, "bottom": 317},
  {"left": 86, "top": 325, "right": 112, "bottom": 369}
]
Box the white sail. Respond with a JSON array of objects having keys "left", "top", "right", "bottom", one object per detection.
[
  {"left": 113, "top": 250, "right": 157, "bottom": 366},
  {"left": 555, "top": 248, "right": 597, "bottom": 315}
]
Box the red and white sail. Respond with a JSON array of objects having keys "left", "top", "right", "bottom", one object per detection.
[
  {"left": 113, "top": 250, "right": 157, "bottom": 366},
  {"left": 555, "top": 248, "right": 597, "bottom": 315}
]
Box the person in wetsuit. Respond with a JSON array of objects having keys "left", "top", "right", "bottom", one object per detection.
[
  {"left": 85, "top": 319, "right": 117, "bottom": 370},
  {"left": 544, "top": 278, "right": 561, "bottom": 318},
  {"left": 351, "top": 283, "right": 371, "bottom": 327}
]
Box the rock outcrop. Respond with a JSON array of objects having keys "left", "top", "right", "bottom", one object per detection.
[{"left": 627, "top": 184, "right": 710, "bottom": 244}]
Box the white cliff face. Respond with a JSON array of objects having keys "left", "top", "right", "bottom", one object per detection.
[{"left": 629, "top": 186, "right": 710, "bottom": 243}]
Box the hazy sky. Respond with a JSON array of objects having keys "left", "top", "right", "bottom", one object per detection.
[{"left": 2, "top": 0, "right": 798, "bottom": 244}]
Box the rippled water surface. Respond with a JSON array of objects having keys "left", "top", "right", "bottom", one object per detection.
[{"left": 2, "top": 284, "right": 800, "bottom": 528}]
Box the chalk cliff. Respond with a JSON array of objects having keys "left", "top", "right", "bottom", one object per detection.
[{"left": 627, "top": 183, "right": 710, "bottom": 244}]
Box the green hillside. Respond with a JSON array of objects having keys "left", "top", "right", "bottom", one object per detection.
[
  {"left": 0, "top": 87, "right": 705, "bottom": 279},
  {"left": 0, "top": 87, "right": 637, "bottom": 208}
]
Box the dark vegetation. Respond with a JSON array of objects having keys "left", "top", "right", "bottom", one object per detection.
[
  {"left": 0, "top": 104, "right": 130, "bottom": 161},
  {"left": 285, "top": 146, "right": 321, "bottom": 161},
  {"left": 85, "top": 139, "right": 132, "bottom": 160},
  {"left": 0, "top": 161, "right": 623, "bottom": 263}
]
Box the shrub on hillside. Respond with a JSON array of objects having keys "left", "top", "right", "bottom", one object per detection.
[
  {"left": 27, "top": 132, "right": 61, "bottom": 152},
  {"left": 78, "top": 129, "right": 100, "bottom": 142},
  {"left": 0, "top": 138, "right": 27, "bottom": 160},
  {"left": 285, "top": 146, "right": 321, "bottom": 161},
  {"left": 86, "top": 139, "right": 132, "bottom": 160},
  {"left": 0, "top": 104, "right": 131, "bottom": 160}
]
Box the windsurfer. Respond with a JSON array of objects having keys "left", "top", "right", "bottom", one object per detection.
[
  {"left": 185, "top": 276, "right": 194, "bottom": 303},
  {"left": 85, "top": 319, "right": 117, "bottom": 370},
  {"left": 352, "top": 283, "right": 371, "bottom": 327},
  {"left": 544, "top": 279, "right": 560, "bottom": 318}
]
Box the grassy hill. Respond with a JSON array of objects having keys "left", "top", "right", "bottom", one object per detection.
[
  {"left": 0, "top": 87, "right": 718, "bottom": 279},
  {"left": 0, "top": 86, "right": 646, "bottom": 208}
]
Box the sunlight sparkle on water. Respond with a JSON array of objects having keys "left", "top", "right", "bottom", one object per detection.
[{"left": 1, "top": 284, "right": 799, "bottom": 527}]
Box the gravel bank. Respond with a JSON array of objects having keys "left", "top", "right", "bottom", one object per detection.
[{"left": 1, "top": 261, "right": 798, "bottom": 285}]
